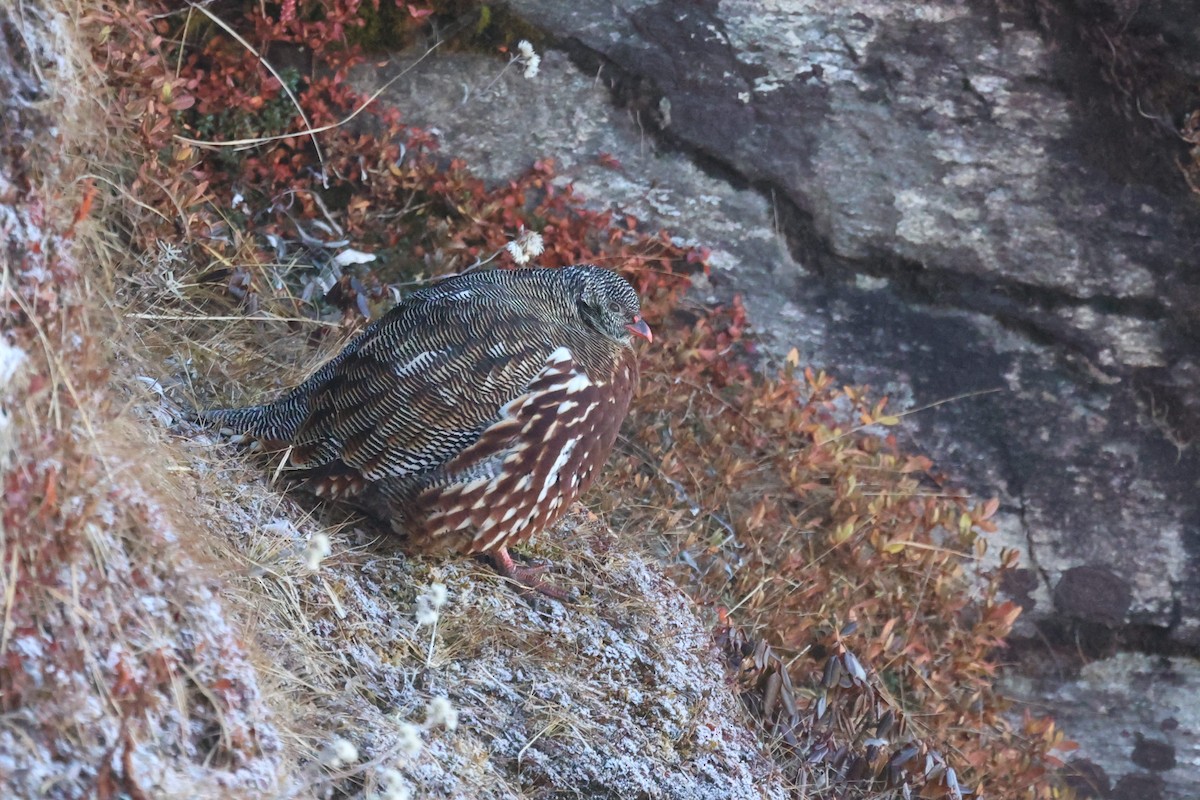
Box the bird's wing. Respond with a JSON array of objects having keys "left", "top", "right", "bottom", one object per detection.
[
  {"left": 417, "top": 345, "right": 600, "bottom": 548},
  {"left": 285, "top": 285, "right": 563, "bottom": 480}
]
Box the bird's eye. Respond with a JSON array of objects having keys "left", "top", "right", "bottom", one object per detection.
[{"left": 608, "top": 301, "right": 621, "bottom": 313}]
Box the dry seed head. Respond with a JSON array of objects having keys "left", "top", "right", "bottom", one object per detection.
[
  {"left": 304, "top": 532, "right": 332, "bottom": 571},
  {"left": 505, "top": 231, "right": 544, "bottom": 265},
  {"left": 515, "top": 40, "right": 540, "bottom": 79},
  {"left": 0, "top": 338, "right": 28, "bottom": 389},
  {"left": 522, "top": 231, "right": 544, "bottom": 257},
  {"left": 426, "top": 696, "right": 458, "bottom": 731},
  {"left": 415, "top": 599, "right": 438, "bottom": 626},
  {"left": 415, "top": 582, "right": 447, "bottom": 625},
  {"left": 375, "top": 768, "right": 412, "bottom": 800},
  {"left": 505, "top": 239, "right": 530, "bottom": 265},
  {"left": 395, "top": 722, "right": 423, "bottom": 758},
  {"left": 322, "top": 737, "right": 359, "bottom": 768}
]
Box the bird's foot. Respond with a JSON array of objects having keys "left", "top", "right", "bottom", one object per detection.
[{"left": 483, "top": 546, "right": 569, "bottom": 601}]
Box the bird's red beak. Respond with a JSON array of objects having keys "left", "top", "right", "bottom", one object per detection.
[{"left": 626, "top": 315, "right": 653, "bottom": 343}]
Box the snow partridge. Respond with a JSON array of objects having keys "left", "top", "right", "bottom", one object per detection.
[{"left": 200, "top": 265, "right": 651, "bottom": 595}]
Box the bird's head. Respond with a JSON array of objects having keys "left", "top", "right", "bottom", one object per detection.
[{"left": 567, "top": 265, "right": 653, "bottom": 346}]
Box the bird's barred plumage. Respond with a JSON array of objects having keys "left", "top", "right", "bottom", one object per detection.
[{"left": 200, "top": 265, "right": 650, "bottom": 575}]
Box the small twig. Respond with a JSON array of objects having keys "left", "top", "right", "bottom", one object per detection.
[
  {"left": 516, "top": 720, "right": 558, "bottom": 768},
  {"left": 175, "top": 6, "right": 192, "bottom": 79},
  {"left": 425, "top": 617, "right": 438, "bottom": 667},
  {"left": 77, "top": 173, "right": 172, "bottom": 224},
  {"left": 173, "top": 38, "right": 442, "bottom": 152},
  {"left": 0, "top": 548, "right": 20, "bottom": 660},
  {"left": 479, "top": 57, "right": 517, "bottom": 96},
  {"left": 270, "top": 444, "right": 295, "bottom": 485},
  {"left": 824, "top": 387, "right": 1005, "bottom": 444},
  {"left": 125, "top": 312, "right": 342, "bottom": 327},
  {"left": 306, "top": 191, "right": 344, "bottom": 238},
  {"left": 884, "top": 540, "right": 979, "bottom": 560},
  {"left": 726, "top": 575, "right": 772, "bottom": 615},
  {"left": 320, "top": 575, "right": 347, "bottom": 619},
  {"left": 456, "top": 247, "right": 505, "bottom": 275}
]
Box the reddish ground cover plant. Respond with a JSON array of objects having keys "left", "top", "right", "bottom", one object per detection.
[
  {"left": 81, "top": 0, "right": 1076, "bottom": 796},
  {"left": 2, "top": 5, "right": 284, "bottom": 796}
]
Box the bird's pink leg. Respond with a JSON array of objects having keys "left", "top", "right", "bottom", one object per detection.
[{"left": 486, "top": 546, "right": 568, "bottom": 601}]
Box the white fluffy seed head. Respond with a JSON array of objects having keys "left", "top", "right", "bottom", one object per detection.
[
  {"left": 522, "top": 53, "right": 540, "bottom": 79},
  {"left": 523, "top": 231, "right": 544, "bottom": 257},
  {"left": 396, "top": 722, "right": 423, "bottom": 758},
  {"left": 505, "top": 230, "right": 545, "bottom": 265},
  {"left": 376, "top": 768, "right": 412, "bottom": 800},
  {"left": 514, "top": 40, "right": 540, "bottom": 79},
  {"left": 415, "top": 596, "right": 439, "bottom": 627},
  {"left": 304, "top": 532, "right": 332, "bottom": 572},
  {"left": 505, "top": 239, "right": 529, "bottom": 265},
  {"left": 415, "top": 583, "right": 447, "bottom": 625},
  {"left": 427, "top": 696, "right": 459, "bottom": 731},
  {"left": 334, "top": 738, "right": 358, "bottom": 763},
  {"left": 322, "top": 737, "right": 359, "bottom": 768}
]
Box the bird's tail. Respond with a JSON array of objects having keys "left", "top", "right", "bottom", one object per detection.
[
  {"left": 194, "top": 407, "right": 272, "bottom": 443},
  {"left": 194, "top": 397, "right": 306, "bottom": 444},
  {"left": 195, "top": 357, "right": 332, "bottom": 444}
]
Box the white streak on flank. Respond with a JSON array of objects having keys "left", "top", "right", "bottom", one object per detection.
[
  {"left": 521, "top": 410, "right": 548, "bottom": 436},
  {"left": 501, "top": 506, "right": 518, "bottom": 522},
  {"left": 481, "top": 510, "right": 524, "bottom": 550},
  {"left": 564, "top": 373, "right": 591, "bottom": 394},
  {"left": 556, "top": 400, "right": 579, "bottom": 414},
  {"left": 538, "top": 437, "right": 578, "bottom": 502},
  {"left": 570, "top": 402, "right": 596, "bottom": 428},
  {"left": 516, "top": 475, "right": 532, "bottom": 491},
  {"left": 548, "top": 346, "right": 573, "bottom": 365},
  {"left": 488, "top": 343, "right": 507, "bottom": 357}
]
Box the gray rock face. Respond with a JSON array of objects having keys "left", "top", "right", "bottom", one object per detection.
[
  {"left": 499, "top": 0, "right": 1200, "bottom": 647},
  {"left": 356, "top": 0, "right": 1200, "bottom": 792},
  {"left": 1003, "top": 653, "right": 1200, "bottom": 800}
]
